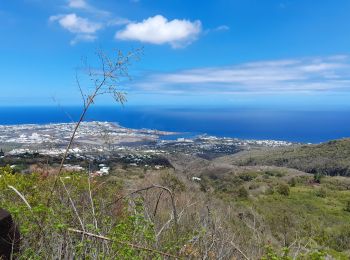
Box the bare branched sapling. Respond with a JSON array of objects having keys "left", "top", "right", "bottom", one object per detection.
[{"left": 48, "top": 48, "right": 142, "bottom": 201}]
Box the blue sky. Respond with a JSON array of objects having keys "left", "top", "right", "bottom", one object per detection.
[{"left": 1, "top": 0, "right": 350, "bottom": 109}]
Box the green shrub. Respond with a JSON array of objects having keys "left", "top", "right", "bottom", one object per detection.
[
  {"left": 315, "top": 187, "right": 327, "bottom": 198},
  {"left": 110, "top": 199, "right": 157, "bottom": 259},
  {"left": 265, "top": 170, "right": 285, "bottom": 177},
  {"left": 344, "top": 200, "right": 350, "bottom": 212},
  {"left": 262, "top": 245, "right": 327, "bottom": 260},
  {"left": 0, "top": 164, "right": 15, "bottom": 175},
  {"left": 314, "top": 173, "right": 323, "bottom": 184},
  {"left": 239, "top": 171, "right": 258, "bottom": 182},
  {"left": 277, "top": 183, "right": 290, "bottom": 196},
  {"left": 328, "top": 226, "right": 350, "bottom": 251},
  {"left": 237, "top": 186, "right": 249, "bottom": 198},
  {"left": 288, "top": 177, "right": 296, "bottom": 187},
  {"left": 160, "top": 172, "right": 185, "bottom": 192},
  {"left": 261, "top": 246, "right": 291, "bottom": 260},
  {"left": 265, "top": 186, "right": 275, "bottom": 195},
  {"left": 248, "top": 183, "right": 259, "bottom": 190},
  {"left": 0, "top": 169, "right": 174, "bottom": 259}
]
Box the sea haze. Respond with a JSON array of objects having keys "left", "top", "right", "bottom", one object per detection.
[{"left": 0, "top": 106, "right": 349, "bottom": 143}]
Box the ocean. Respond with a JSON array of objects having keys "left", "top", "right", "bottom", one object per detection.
[{"left": 0, "top": 106, "right": 349, "bottom": 143}]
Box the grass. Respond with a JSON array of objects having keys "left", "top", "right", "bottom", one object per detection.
[
  {"left": 245, "top": 184, "right": 350, "bottom": 257},
  {"left": 198, "top": 166, "right": 350, "bottom": 258}
]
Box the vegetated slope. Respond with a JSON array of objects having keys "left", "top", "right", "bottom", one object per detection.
[
  {"left": 228, "top": 138, "right": 350, "bottom": 177},
  {"left": 2, "top": 155, "right": 350, "bottom": 258}
]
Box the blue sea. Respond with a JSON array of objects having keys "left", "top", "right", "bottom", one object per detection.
[{"left": 0, "top": 106, "right": 350, "bottom": 143}]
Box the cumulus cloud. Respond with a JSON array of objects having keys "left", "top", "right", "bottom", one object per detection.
[
  {"left": 115, "top": 15, "right": 202, "bottom": 48},
  {"left": 49, "top": 13, "right": 102, "bottom": 44},
  {"left": 50, "top": 13, "right": 102, "bottom": 34},
  {"left": 133, "top": 56, "right": 350, "bottom": 94}
]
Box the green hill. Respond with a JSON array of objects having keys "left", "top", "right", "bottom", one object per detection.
[{"left": 233, "top": 139, "right": 350, "bottom": 177}]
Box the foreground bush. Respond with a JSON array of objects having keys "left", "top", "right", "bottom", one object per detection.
[{"left": 0, "top": 167, "right": 175, "bottom": 259}]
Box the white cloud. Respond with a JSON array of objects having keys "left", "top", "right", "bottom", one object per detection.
[
  {"left": 70, "top": 34, "right": 97, "bottom": 45},
  {"left": 50, "top": 0, "right": 128, "bottom": 44},
  {"left": 214, "top": 25, "right": 230, "bottom": 31},
  {"left": 115, "top": 15, "right": 202, "bottom": 48},
  {"left": 49, "top": 13, "right": 102, "bottom": 44},
  {"left": 66, "top": 0, "right": 110, "bottom": 17},
  {"left": 50, "top": 13, "right": 102, "bottom": 34},
  {"left": 133, "top": 56, "right": 350, "bottom": 94},
  {"left": 67, "top": 0, "right": 88, "bottom": 9},
  {"left": 107, "top": 17, "right": 131, "bottom": 26}
]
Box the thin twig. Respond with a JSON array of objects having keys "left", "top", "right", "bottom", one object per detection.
[
  {"left": 153, "top": 190, "right": 163, "bottom": 217},
  {"left": 230, "top": 241, "right": 250, "bottom": 260},
  {"left": 60, "top": 178, "right": 85, "bottom": 232},
  {"left": 76, "top": 71, "right": 86, "bottom": 109},
  {"left": 8, "top": 185, "right": 32, "bottom": 211},
  {"left": 87, "top": 173, "right": 98, "bottom": 231}
]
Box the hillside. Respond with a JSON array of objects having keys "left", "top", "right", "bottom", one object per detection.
[
  {"left": 2, "top": 147, "right": 350, "bottom": 259},
  {"left": 2, "top": 136, "right": 350, "bottom": 259},
  {"left": 221, "top": 138, "right": 350, "bottom": 177}
]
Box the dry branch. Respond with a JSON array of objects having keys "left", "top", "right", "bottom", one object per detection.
[{"left": 111, "top": 184, "right": 179, "bottom": 235}]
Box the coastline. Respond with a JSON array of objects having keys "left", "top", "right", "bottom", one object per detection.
[{"left": 1, "top": 106, "right": 350, "bottom": 143}]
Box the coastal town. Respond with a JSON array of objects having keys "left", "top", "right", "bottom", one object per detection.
[
  {"left": 0, "top": 121, "right": 294, "bottom": 155},
  {"left": 0, "top": 121, "right": 295, "bottom": 176}
]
